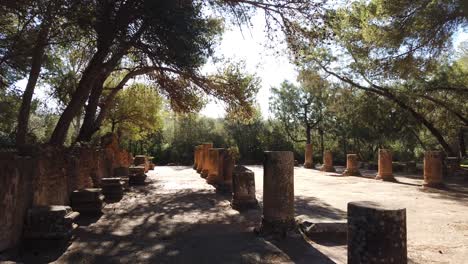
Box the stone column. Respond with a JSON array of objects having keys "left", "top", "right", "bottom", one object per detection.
[
  {"left": 348, "top": 201, "right": 407, "bottom": 264},
  {"left": 258, "top": 151, "right": 295, "bottom": 237},
  {"left": 303, "top": 144, "right": 313, "bottom": 168},
  {"left": 207, "top": 148, "right": 225, "bottom": 185},
  {"left": 343, "top": 154, "right": 361, "bottom": 176},
  {"left": 423, "top": 151, "right": 444, "bottom": 188},
  {"left": 218, "top": 151, "right": 235, "bottom": 193},
  {"left": 196, "top": 145, "right": 204, "bottom": 174},
  {"left": 200, "top": 143, "right": 213, "bottom": 177},
  {"left": 231, "top": 165, "right": 258, "bottom": 210},
  {"left": 193, "top": 145, "right": 199, "bottom": 170},
  {"left": 321, "top": 150, "right": 336, "bottom": 172},
  {"left": 375, "top": 149, "right": 395, "bottom": 181}
]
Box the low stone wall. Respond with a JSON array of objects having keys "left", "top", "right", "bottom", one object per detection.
[
  {"left": 0, "top": 153, "right": 34, "bottom": 253},
  {"left": 0, "top": 135, "right": 131, "bottom": 252}
]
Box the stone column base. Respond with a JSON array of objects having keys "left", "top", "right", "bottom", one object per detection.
[
  {"left": 206, "top": 173, "right": 217, "bottom": 184},
  {"left": 255, "top": 217, "right": 296, "bottom": 238},
  {"left": 375, "top": 174, "right": 397, "bottom": 182},
  {"left": 321, "top": 166, "right": 336, "bottom": 172},
  {"left": 343, "top": 169, "right": 361, "bottom": 176}
]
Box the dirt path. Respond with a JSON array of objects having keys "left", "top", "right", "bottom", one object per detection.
[
  {"left": 246, "top": 165, "right": 468, "bottom": 264},
  {"left": 21, "top": 166, "right": 334, "bottom": 264},
  {"left": 18, "top": 166, "right": 468, "bottom": 263}
]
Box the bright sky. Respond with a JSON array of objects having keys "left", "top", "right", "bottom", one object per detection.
[
  {"left": 200, "top": 14, "right": 468, "bottom": 119},
  {"left": 200, "top": 13, "right": 297, "bottom": 119}
]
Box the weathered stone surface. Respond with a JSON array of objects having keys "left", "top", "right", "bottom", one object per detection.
[
  {"left": 343, "top": 154, "right": 361, "bottom": 176},
  {"left": 296, "top": 215, "right": 346, "bottom": 240},
  {"left": 218, "top": 151, "right": 235, "bottom": 193},
  {"left": 423, "top": 151, "right": 444, "bottom": 188},
  {"left": 200, "top": 143, "right": 213, "bottom": 178},
  {"left": 196, "top": 145, "right": 205, "bottom": 174},
  {"left": 134, "top": 155, "right": 149, "bottom": 173},
  {"left": 258, "top": 151, "right": 295, "bottom": 237},
  {"left": 304, "top": 144, "right": 313, "bottom": 169},
  {"left": 101, "top": 178, "right": 123, "bottom": 201},
  {"left": 23, "top": 206, "right": 79, "bottom": 240},
  {"left": 321, "top": 150, "right": 336, "bottom": 172},
  {"left": 33, "top": 146, "right": 71, "bottom": 206},
  {"left": 70, "top": 189, "right": 103, "bottom": 215},
  {"left": 129, "top": 165, "right": 145, "bottom": 175},
  {"left": 129, "top": 166, "right": 147, "bottom": 185},
  {"left": 348, "top": 201, "right": 407, "bottom": 264},
  {"left": 231, "top": 166, "right": 258, "bottom": 211},
  {"left": 0, "top": 152, "right": 34, "bottom": 252},
  {"left": 193, "top": 146, "right": 200, "bottom": 170},
  {"left": 206, "top": 148, "right": 225, "bottom": 185},
  {"left": 375, "top": 149, "right": 396, "bottom": 181}
]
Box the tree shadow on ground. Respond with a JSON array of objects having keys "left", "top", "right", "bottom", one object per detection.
[
  {"left": 294, "top": 196, "right": 346, "bottom": 221},
  {"left": 18, "top": 188, "right": 338, "bottom": 264}
]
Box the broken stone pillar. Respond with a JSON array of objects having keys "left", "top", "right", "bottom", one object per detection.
[
  {"left": 70, "top": 189, "right": 104, "bottom": 215},
  {"left": 114, "top": 166, "right": 129, "bottom": 190},
  {"left": 348, "top": 201, "right": 407, "bottom": 264},
  {"left": 207, "top": 148, "right": 226, "bottom": 185},
  {"left": 231, "top": 165, "right": 258, "bottom": 210},
  {"left": 201, "top": 143, "right": 213, "bottom": 178},
  {"left": 258, "top": 151, "right": 295, "bottom": 237},
  {"left": 134, "top": 155, "right": 149, "bottom": 172},
  {"left": 321, "top": 150, "right": 336, "bottom": 172},
  {"left": 343, "top": 154, "right": 361, "bottom": 176},
  {"left": 23, "top": 206, "right": 79, "bottom": 240},
  {"left": 304, "top": 144, "right": 313, "bottom": 168},
  {"left": 375, "top": 149, "right": 395, "bottom": 181},
  {"left": 101, "top": 178, "right": 124, "bottom": 201},
  {"left": 423, "top": 151, "right": 444, "bottom": 188},
  {"left": 129, "top": 165, "right": 147, "bottom": 185}
]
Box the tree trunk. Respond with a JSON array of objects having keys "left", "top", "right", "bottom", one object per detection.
[
  {"left": 76, "top": 76, "right": 106, "bottom": 142},
  {"left": 318, "top": 64, "right": 456, "bottom": 156},
  {"left": 319, "top": 128, "right": 324, "bottom": 156},
  {"left": 48, "top": 49, "right": 108, "bottom": 145},
  {"left": 16, "top": 22, "right": 50, "bottom": 146},
  {"left": 306, "top": 124, "right": 311, "bottom": 144}
]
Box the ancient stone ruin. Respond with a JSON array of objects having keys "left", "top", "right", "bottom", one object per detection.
[
  {"left": 375, "top": 149, "right": 395, "bottom": 181},
  {"left": 423, "top": 151, "right": 444, "bottom": 188},
  {"left": 257, "top": 151, "right": 295, "bottom": 237},
  {"left": 347, "top": 201, "right": 407, "bottom": 264},
  {"left": 321, "top": 150, "right": 336, "bottom": 172},
  {"left": 231, "top": 165, "right": 258, "bottom": 210},
  {"left": 0, "top": 133, "right": 138, "bottom": 253},
  {"left": 343, "top": 154, "right": 361, "bottom": 176}
]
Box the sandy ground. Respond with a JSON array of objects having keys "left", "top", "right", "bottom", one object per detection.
[
  {"left": 17, "top": 165, "right": 468, "bottom": 264},
  {"left": 247, "top": 165, "right": 468, "bottom": 264}
]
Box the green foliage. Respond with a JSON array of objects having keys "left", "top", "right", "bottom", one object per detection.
[{"left": 104, "top": 83, "right": 163, "bottom": 141}]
